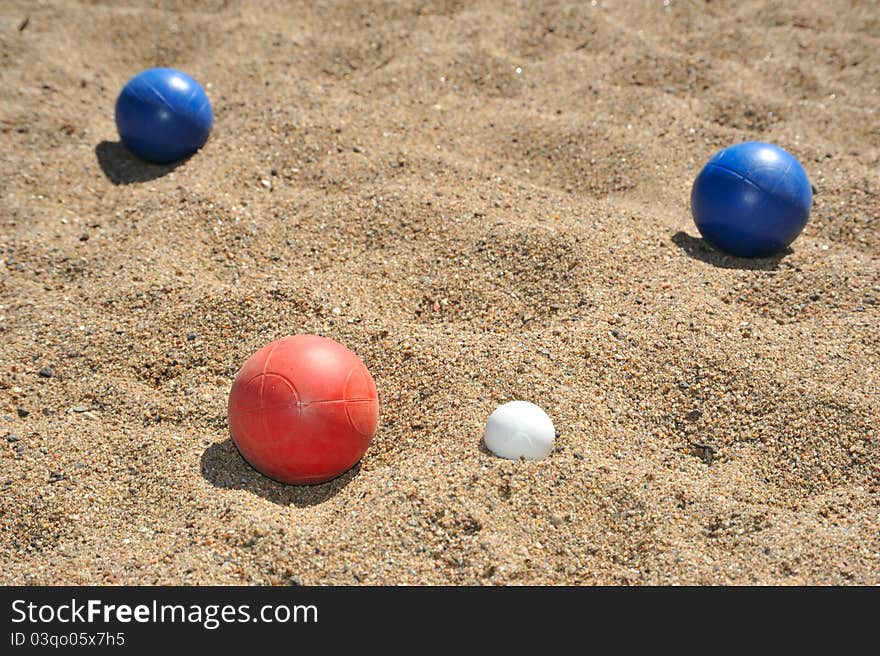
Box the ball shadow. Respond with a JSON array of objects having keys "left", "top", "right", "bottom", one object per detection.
[
  {"left": 200, "top": 438, "right": 358, "bottom": 507},
  {"left": 95, "top": 140, "right": 185, "bottom": 185},
  {"left": 672, "top": 231, "right": 791, "bottom": 271},
  {"left": 477, "top": 437, "right": 494, "bottom": 457}
]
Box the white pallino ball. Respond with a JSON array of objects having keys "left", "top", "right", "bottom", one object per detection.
[{"left": 483, "top": 401, "right": 555, "bottom": 460}]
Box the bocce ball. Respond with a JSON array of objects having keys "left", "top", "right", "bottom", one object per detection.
[
  {"left": 227, "top": 335, "right": 379, "bottom": 485},
  {"left": 690, "top": 142, "right": 812, "bottom": 257},
  {"left": 484, "top": 401, "right": 555, "bottom": 460},
  {"left": 115, "top": 67, "right": 213, "bottom": 164}
]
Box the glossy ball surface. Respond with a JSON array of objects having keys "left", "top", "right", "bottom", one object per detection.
[
  {"left": 483, "top": 401, "right": 555, "bottom": 460},
  {"left": 691, "top": 142, "right": 812, "bottom": 257},
  {"left": 115, "top": 67, "right": 213, "bottom": 164},
  {"left": 227, "top": 335, "right": 379, "bottom": 485}
]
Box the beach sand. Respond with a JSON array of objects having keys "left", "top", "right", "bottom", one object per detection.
[{"left": 1, "top": 0, "right": 877, "bottom": 585}]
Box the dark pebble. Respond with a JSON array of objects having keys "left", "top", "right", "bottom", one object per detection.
[
  {"left": 5, "top": 434, "right": 19, "bottom": 442},
  {"left": 16, "top": 408, "right": 29, "bottom": 418},
  {"left": 690, "top": 443, "right": 714, "bottom": 465},
  {"left": 685, "top": 409, "right": 703, "bottom": 421},
  {"left": 187, "top": 332, "right": 197, "bottom": 341},
  {"left": 39, "top": 367, "right": 54, "bottom": 378},
  {"left": 79, "top": 234, "right": 89, "bottom": 242}
]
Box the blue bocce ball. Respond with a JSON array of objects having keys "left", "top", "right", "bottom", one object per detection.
[
  {"left": 690, "top": 142, "right": 812, "bottom": 257},
  {"left": 115, "top": 68, "right": 213, "bottom": 164}
]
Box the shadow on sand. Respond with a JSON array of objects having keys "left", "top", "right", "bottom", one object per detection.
[
  {"left": 672, "top": 231, "right": 792, "bottom": 271},
  {"left": 95, "top": 140, "right": 185, "bottom": 185},
  {"left": 200, "top": 438, "right": 358, "bottom": 507}
]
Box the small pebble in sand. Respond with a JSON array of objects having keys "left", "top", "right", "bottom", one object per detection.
[
  {"left": 484, "top": 401, "right": 555, "bottom": 460},
  {"left": 38, "top": 367, "right": 54, "bottom": 378}
]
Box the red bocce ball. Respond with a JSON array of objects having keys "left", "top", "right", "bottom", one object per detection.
[{"left": 227, "top": 335, "right": 379, "bottom": 485}]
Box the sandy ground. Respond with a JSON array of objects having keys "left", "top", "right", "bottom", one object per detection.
[{"left": 1, "top": 0, "right": 878, "bottom": 585}]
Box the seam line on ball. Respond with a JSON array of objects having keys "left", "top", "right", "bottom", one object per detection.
[
  {"left": 241, "top": 399, "right": 377, "bottom": 414},
  {"left": 259, "top": 341, "right": 282, "bottom": 437},
  {"left": 259, "top": 342, "right": 281, "bottom": 396},
  {"left": 138, "top": 82, "right": 176, "bottom": 113},
  {"left": 704, "top": 162, "right": 803, "bottom": 209}
]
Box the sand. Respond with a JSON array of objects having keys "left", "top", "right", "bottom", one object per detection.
[{"left": 1, "top": 0, "right": 877, "bottom": 585}]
